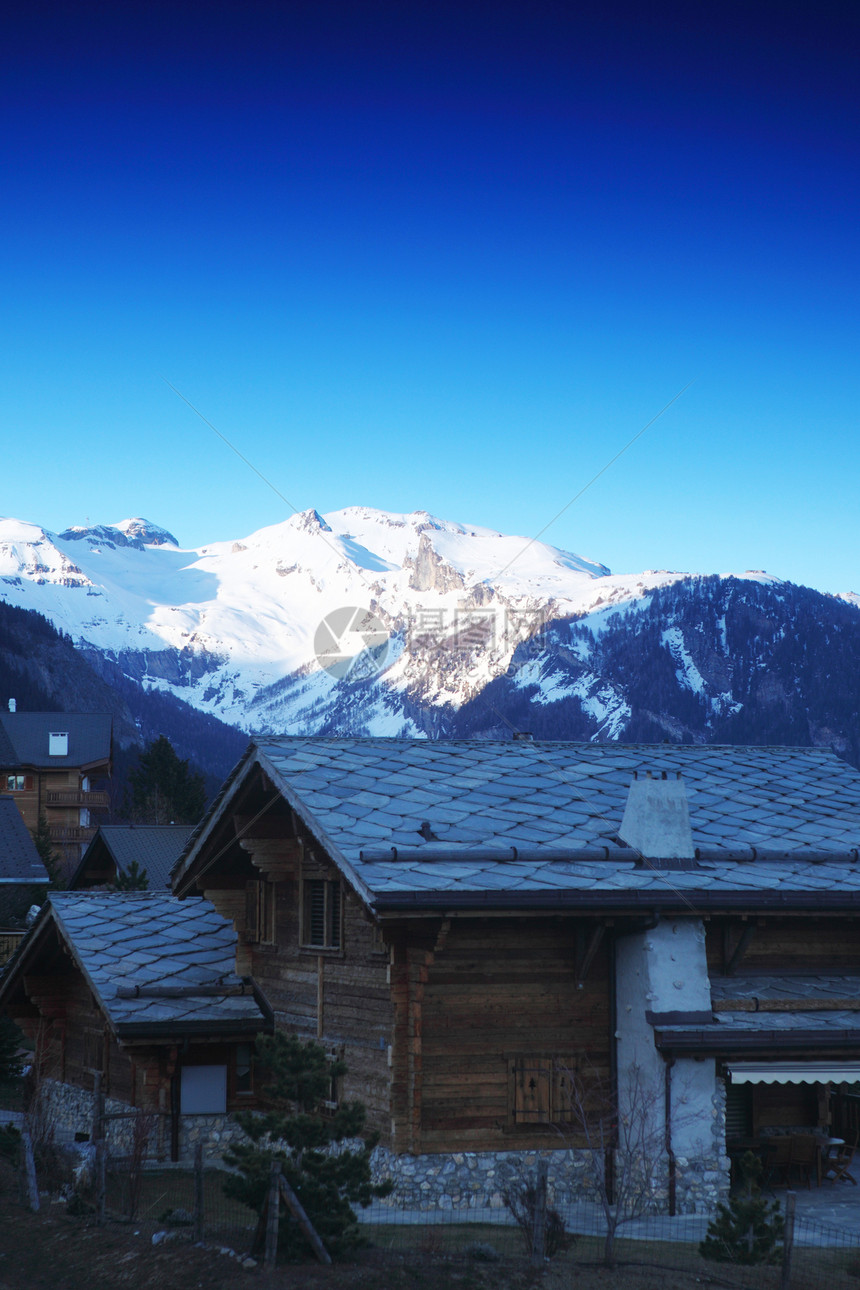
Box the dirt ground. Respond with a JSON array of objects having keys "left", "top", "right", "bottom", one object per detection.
[{"left": 0, "top": 1156, "right": 801, "bottom": 1290}]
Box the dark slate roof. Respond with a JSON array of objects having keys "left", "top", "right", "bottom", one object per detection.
[
  {"left": 711, "top": 976, "right": 860, "bottom": 1004},
  {"left": 0, "top": 712, "right": 112, "bottom": 769},
  {"left": 0, "top": 797, "right": 49, "bottom": 884},
  {"left": 73, "top": 825, "right": 195, "bottom": 890},
  {"left": 177, "top": 738, "right": 860, "bottom": 910},
  {"left": 44, "top": 893, "right": 267, "bottom": 1034}
]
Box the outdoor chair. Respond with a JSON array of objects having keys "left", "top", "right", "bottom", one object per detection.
[
  {"left": 762, "top": 1135, "right": 793, "bottom": 1191},
  {"left": 823, "top": 1133, "right": 859, "bottom": 1186},
  {"left": 788, "top": 1135, "right": 818, "bottom": 1189}
]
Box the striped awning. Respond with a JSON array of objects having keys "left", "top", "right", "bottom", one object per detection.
[{"left": 728, "top": 1062, "right": 860, "bottom": 1085}]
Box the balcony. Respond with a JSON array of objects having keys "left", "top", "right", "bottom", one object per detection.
[
  {"left": 48, "top": 825, "right": 98, "bottom": 845},
  {"left": 45, "top": 789, "right": 110, "bottom": 809}
]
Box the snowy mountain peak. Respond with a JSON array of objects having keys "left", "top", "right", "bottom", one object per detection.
[
  {"left": 59, "top": 519, "right": 178, "bottom": 550},
  {"left": 114, "top": 518, "right": 179, "bottom": 547}
]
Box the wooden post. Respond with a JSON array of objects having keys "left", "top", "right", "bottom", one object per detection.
[
  {"left": 264, "top": 1160, "right": 281, "bottom": 1270},
  {"left": 95, "top": 1139, "right": 106, "bottom": 1225},
  {"left": 92, "top": 1072, "right": 105, "bottom": 1142},
  {"left": 194, "top": 1143, "right": 204, "bottom": 1243},
  {"left": 531, "top": 1157, "right": 548, "bottom": 1267},
  {"left": 780, "top": 1190, "right": 796, "bottom": 1290},
  {"left": 279, "top": 1174, "right": 332, "bottom": 1265},
  {"left": 21, "top": 1129, "right": 39, "bottom": 1212}
]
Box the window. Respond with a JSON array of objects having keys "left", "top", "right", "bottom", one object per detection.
[
  {"left": 235, "top": 1043, "right": 253, "bottom": 1095},
  {"left": 302, "top": 878, "right": 342, "bottom": 949},
  {"left": 245, "top": 879, "right": 275, "bottom": 944},
  {"left": 509, "top": 1056, "right": 574, "bottom": 1127},
  {"left": 181, "top": 1064, "right": 227, "bottom": 1114},
  {"left": 49, "top": 732, "right": 69, "bottom": 757},
  {"left": 5, "top": 774, "right": 33, "bottom": 792}
]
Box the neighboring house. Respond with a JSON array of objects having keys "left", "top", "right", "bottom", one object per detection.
[
  {"left": 70, "top": 824, "right": 195, "bottom": 890},
  {"left": 0, "top": 707, "right": 112, "bottom": 873},
  {"left": 0, "top": 892, "right": 272, "bottom": 1158},
  {"left": 169, "top": 737, "right": 860, "bottom": 1212},
  {"left": 0, "top": 795, "right": 50, "bottom": 964}
]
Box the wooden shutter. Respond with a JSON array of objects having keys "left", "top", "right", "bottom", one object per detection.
[
  {"left": 513, "top": 1057, "right": 553, "bottom": 1123},
  {"left": 329, "top": 882, "right": 341, "bottom": 948},
  {"left": 305, "top": 879, "right": 326, "bottom": 946}
]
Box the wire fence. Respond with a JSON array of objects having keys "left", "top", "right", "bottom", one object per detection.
[{"left": 8, "top": 1120, "right": 860, "bottom": 1290}]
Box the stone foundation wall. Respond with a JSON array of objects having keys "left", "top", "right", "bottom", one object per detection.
[
  {"left": 671, "top": 1079, "right": 730, "bottom": 1214},
  {"left": 36, "top": 1079, "right": 246, "bottom": 1161},
  {"left": 36, "top": 1079, "right": 730, "bottom": 1211},
  {"left": 369, "top": 1139, "right": 729, "bottom": 1215},
  {"left": 370, "top": 1145, "right": 600, "bottom": 1211}
]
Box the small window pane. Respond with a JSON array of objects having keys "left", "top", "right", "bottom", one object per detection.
[
  {"left": 181, "top": 1065, "right": 227, "bottom": 1114},
  {"left": 235, "top": 1044, "right": 253, "bottom": 1094}
]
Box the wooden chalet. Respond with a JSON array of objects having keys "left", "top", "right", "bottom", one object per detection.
[
  {"left": 0, "top": 708, "right": 112, "bottom": 873},
  {"left": 0, "top": 892, "right": 272, "bottom": 1159},
  {"left": 6, "top": 735, "right": 860, "bottom": 1208},
  {"left": 168, "top": 737, "right": 860, "bottom": 1211},
  {"left": 0, "top": 795, "right": 50, "bottom": 964},
  {"left": 70, "top": 824, "right": 194, "bottom": 890}
]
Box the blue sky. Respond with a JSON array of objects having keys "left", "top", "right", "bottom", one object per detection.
[{"left": 2, "top": 1, "right": 857, "bottom": 592}]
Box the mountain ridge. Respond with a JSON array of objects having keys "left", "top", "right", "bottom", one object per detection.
[{"left": 0, "top": 507, "right": 857, "bottom": 764}]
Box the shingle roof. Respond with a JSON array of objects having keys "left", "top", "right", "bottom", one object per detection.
[
  {"left": 188, "top": 738, "right": 860, "bottom": 909},
  {"left": 0, "top": 797, "right": 49, "bottom": 884},
  {"left": 74, "top": 825, "right": 194, "bottom": 890},
  {"left": 0, "top": 712, "right": 112, "bottom": 769},
  {"left": 45, "top": 892, "right": 267, "bottom": 1034}
]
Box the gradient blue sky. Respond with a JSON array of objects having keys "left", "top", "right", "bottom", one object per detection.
[{"left": 2, "top": 1, "right": 857, "bottom": 592}]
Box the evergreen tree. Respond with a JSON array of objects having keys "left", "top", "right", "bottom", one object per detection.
[
  {"left": 115, "top": 859, "right": 149, "bottom": 890},
  {"left": 0, "top": 1015, "right": 24, "bottom": 1083},
  {"left": 223, "top": 1033, "right": 391, "bottom": 1261},
  {"left": 699, "top": 1151, "right": 784, "bottom": 1265},
  {"left": 31, "top": 813, "right": 62, "bottom": 888},
  {"left": 125, "top": 735, "right": 207, "bottom": 825}
]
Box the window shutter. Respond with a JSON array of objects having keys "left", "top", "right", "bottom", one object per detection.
[
  {"left": 513, "top": 1057, "right": 552, "bottom": 1123},
  {"left": 329, "top": 882, "right": 341, "bottom": 948},
  {"left": 307, "top": 879, "right": 326, "bottom": 946}
]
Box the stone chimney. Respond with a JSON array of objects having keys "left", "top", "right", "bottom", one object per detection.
[{"left": 619, "top": 770, "right": 695, "bottom": 868}]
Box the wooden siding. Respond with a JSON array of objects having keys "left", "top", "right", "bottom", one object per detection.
[
  {"left": 392, "top": 917, "right": 612, "bottom": 1155},
  {"left": 200, "top": 829, "right": 393, "bottom": 1143},
  {"left": 706, "top": 916, "right": 860, "bottom": 976}
]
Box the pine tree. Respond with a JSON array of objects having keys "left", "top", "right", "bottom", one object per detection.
[
  {"left": 115, "top": 859, "right": 149, "bottom": 890},
  {"left": 223, "top": 1033, "right": 392, "bottom": 1261},
  {"left": 125, "top": 735, "right": 206, "bottom": 825},
  {"left": 699, "top": 1151, "right": 784, "bottom": 1265},
  {"left": 31, "top": 814, "right": 62, "bottom": 888},
  {"left": 0, "top": 1015, "right": 24, "bottom": 1083}
]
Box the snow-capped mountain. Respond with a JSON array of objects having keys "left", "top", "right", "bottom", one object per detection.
[
  {"left": 0, "top": 507, "right": 672, "bottom": 734},
  {"left": 0, "top": 507, "right": 857, "bottom": 755}
]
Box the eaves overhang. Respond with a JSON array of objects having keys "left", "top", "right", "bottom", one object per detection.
[
  {"left": 655, "top": 1028, "right": 860, "bottom": 1055},
  {"left": 117, "top": 1015, "right": 273, "bottom": 1042},
  {"left": 371, "top": 886, "right": 860, "bottom": 915}
]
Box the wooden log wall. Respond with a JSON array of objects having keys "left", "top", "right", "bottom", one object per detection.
[
  {"left": 706, "top": 916, "right": 860, "bottom": 976},
  {"left": 21, "top": 969, "right": 134, "bottom": 1101},
  {"left": 392, "top": 916, "right": 612, "bottom": 1156},
  {"left": 200, "top": 827, "right": 393, "bottom": 1143}
]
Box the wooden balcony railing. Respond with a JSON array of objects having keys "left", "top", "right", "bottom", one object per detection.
[
  {"left": 48, "top": 825, "right": 98, "bottom": 845},
  {"left": 45, "top": 790, "right": 110, "bottom": 809}
]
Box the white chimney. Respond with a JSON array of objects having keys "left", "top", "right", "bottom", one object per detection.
[{"left": 8, "top": 698, "right": 15, "bottom": 713}]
